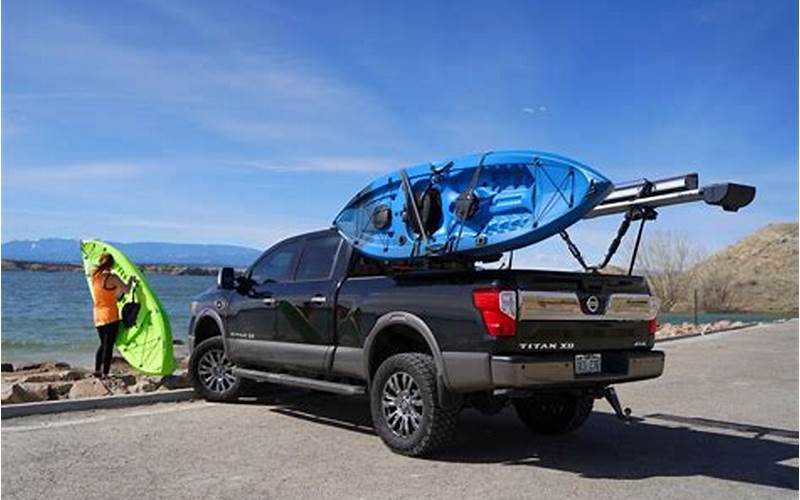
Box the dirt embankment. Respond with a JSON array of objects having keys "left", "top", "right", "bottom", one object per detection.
[{"left": 685, "top": 222, "right": 798, "bottom": 314}]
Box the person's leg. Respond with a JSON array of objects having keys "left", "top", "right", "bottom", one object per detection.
[
  {"left": 101, "top": 321, "right": 119, "bottom": 376},
  {"left": 95, "top": 329, "right": 104, "bottom": 376}
]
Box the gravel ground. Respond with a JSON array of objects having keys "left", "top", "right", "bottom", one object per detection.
[{"left": 2, "top": 320, "right": 797, "bottom": 499}]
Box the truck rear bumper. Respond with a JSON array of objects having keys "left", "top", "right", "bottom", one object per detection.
[{"left": 442, "top": 350, "right": 664, "bottom": 392}]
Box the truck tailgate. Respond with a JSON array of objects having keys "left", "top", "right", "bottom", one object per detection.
[{"left": 504, "top": 271, "right": 658, "bottom": 353}]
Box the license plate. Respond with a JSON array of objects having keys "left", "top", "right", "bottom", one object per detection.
[{"left": 575, "top": 354, "right": 602, "bottom": 375}]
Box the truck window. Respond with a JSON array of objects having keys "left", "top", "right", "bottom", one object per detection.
[
  {"left": 349, "top": 253, "right": 475, "bottom": 277},
  {"left": 250, "top": 240, "right": 302, "bottom": 284},
  {"left": 349, "top": 253, "right": 391, "bottom": 277},
  {"left": 295, "top": 236, "right": 341, "bottom": 281}
]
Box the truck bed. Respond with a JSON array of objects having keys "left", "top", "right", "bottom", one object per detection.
[{"left": 337, "top": 266, "right": 657, "bottom": 356}]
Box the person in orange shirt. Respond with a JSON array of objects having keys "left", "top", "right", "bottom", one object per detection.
[{"left": 91, "top": 253, "right": 136, "bottom": 378}]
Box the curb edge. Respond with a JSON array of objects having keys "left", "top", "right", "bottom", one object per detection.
[{"left": 1, "top": 388, "right": 196, "bottom": 419}]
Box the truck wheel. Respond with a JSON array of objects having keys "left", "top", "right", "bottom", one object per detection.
[
  {"left": 370, "top": 353, "right": 458, "bottom": 457},
  {"left": 190, "top": 336, "right": 242, "bottom": 402},
  {"left": 513, "top": 393, "right": 594, "bottom": 435}
]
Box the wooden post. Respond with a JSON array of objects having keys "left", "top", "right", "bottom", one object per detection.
[{"left": 693, "top": 289, "right": 699, "bottom": 326}]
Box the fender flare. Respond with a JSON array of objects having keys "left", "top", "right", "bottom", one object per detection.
[
  {"left": 362, "top": 311, "right": 451, "bottom": 390},
  {"left": 191, "top": 309, "right": 228, "bottom": 352}
]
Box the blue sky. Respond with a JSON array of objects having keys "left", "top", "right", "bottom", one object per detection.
[{"left": 3, "top": 0, "right": 797, "bottom": 269}]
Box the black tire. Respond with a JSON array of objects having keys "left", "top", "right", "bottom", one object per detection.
[
  {"left": 513, "top": 393, "right": 594, "bottom": 435},
  {"left": 190, "top": 337, "right": 242, "bottom": 402},
  {"left": 370, "top": 353, "right": 458, "bottom": 457}
]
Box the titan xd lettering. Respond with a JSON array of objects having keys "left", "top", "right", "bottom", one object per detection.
[
  {"left": 518, "top": 342, "right": 576, "bottom": 351},
  {"left": 229, "top": 331, "right": 254, "bottom": 340}
]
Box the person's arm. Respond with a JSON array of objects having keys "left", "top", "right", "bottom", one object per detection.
[{"left": 104, "top": 274, "right": 137, "bottom": 298}]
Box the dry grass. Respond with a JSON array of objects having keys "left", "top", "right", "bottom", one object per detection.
[{"left": 686, "top": 222, "right": 798, "bottom": 314}]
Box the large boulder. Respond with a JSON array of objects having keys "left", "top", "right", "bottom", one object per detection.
[
  {"left": 68, "top": 378, "right": 111, "bottom": 399},
  {"left": 130, "top": 376, "right": 163, "bottom": 393},
  {"left": 48, "top": 382, "right": 74, "bottom": 399},
  {"left": 62, "top": 370, "right": 88, "bottom": 381},
  {"left": 23, "top": 372, "right": 65, "bottom": 383},
  {"left": 20, "top": 383, "right": 51, "bottom": 401},
  {"left": 161, "top": 372, "right": 191, "bottom": 390},
  {"left": 16, "top": 361, "right": 69, "bottom": 373},
  {"left": 11, "top": 369, "right": 87, "bottom": 384},
  {"left": 1, "top": 363, "right": 14, "bottom": 372},
  {"left": 17, "top": 362, "right": 43, "bottom": 372},
  {"left": 2, "top": 383, "right": 46, "bottom": 404},
  {"left": 102, "top": 378, "right": 131, "bottom": 396}
]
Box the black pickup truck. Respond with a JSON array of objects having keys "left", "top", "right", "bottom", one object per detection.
[{"left": 188, "top": 228, "right": 662, "bottom": 456}]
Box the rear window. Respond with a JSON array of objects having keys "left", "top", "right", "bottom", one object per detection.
[{"left": 296, "top": 236, "right": 341, "bottom": 281}]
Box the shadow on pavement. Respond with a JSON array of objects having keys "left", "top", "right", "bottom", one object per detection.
[
  {"left": 464, "top": 413, "right": 798, "bottom": 492},
  {"left": 237, "top": 387, "right": 798, "bottom": 491},
  {"left": 644, "top": 413, "right": 799, "bottom": 439}
]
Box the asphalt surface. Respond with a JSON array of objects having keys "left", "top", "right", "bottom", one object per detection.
[{"left": 3, "top": 321, "right": 798, "bottom": 499}]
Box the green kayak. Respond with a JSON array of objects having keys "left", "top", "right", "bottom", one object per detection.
[{"left": 80, "top": 240, "right": 176, "bottom": 376}]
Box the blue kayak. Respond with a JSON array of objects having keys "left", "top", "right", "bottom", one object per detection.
[{"left": 333, "top": 150, "right": 613, "bottom": 260}]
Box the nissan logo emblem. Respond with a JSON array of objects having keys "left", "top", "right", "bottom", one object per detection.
[{"left": 585, "top": 295, "right": 600, "bottom": 313}]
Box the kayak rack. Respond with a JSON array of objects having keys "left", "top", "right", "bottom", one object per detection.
[
  {"left": 560, "top": 173, "right": 756, "bottom": 275},
  {"left": 369, "top": 172, "right": 756, "bottom": 274},
  {"left": 585, "top": 173, "right": 756, "bottom": 219}
]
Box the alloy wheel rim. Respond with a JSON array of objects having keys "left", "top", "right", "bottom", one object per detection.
[
  {"left": 197, "top": 348, "right": 236, "bottom": 393},
  {"left": 382, "top": 371, "right": 424, "bottom": 438}
]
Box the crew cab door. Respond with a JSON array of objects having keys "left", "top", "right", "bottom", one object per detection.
[
  {"left": 224, "top": 239, "right": 302, "bottom": 366},
  {"left": 271, "top": 233, "right": 343, "bottom": 373}
]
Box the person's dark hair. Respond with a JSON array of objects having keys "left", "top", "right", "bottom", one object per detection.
[{"left": 93, "top": 253, "right": 115, "bottom": 276}]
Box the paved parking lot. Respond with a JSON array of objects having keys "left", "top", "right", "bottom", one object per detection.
[{"left": 3, "top": 321, "right": 798, "bottom": 499}]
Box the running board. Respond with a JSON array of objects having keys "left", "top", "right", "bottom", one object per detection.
[
  {"left": 232, "top": 367, "right": 366, "bottom": 396},
  {"left": 585, "top": 173, "right": 756, "bottom": 219}
]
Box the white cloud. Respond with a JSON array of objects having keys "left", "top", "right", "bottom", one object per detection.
[
  {"left": 6, "top": 4, "right": 405, "bottom": 152},
  {"left": 230, "top": 157, "right": 402, "bottom": 174},
  {"left": 522, "top": 105, "right": 548, "bottom": 115},
  {"left": 4, "top": 164, "right": 144, "bottom": 185},
  {"left": 2, "top": 206, "right": 324, "bottom": 249}
]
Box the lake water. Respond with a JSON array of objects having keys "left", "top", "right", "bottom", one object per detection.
[
  {"left": 2, "top": 271, "right": 215, "bottom": 366},
  {"left": 0, "top": 270, "right": 792, "bottom": 367}
]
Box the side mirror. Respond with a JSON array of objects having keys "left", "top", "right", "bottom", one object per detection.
[{"left": 217, "top": 267, "right": 235, "bottom": 289}]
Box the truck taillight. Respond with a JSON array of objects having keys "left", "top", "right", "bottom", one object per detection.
[
  {"left": 472, "top": 288, "right": 517, "bottom": 337},
  {"left": 648, "top": 318, "right": 658, "bottom": 336}
]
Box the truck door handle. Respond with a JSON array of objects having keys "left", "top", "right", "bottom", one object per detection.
[
  {"left": 262, "top": 297, "right": 276, "bottom": 306},
  {"left": 310, "top": 295, "right": 327, "bottom": 305}
]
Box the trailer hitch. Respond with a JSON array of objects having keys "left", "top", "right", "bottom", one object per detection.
[{"left": 602, "top": 387, "right": 633, "bottom": 423}]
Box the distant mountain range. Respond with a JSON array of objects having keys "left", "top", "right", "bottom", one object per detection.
[{"left": 1, "top": 238, "right": 262, "bottom": 267}]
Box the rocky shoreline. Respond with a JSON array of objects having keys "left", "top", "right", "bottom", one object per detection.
[
  {"left": 1, "top": 356, "right": 192, "bottom": 405},
  {"left": 1, "top": 259, "right": 226, "bottom": 276},
  {"left": 654, "top": 319, "right": 754, "bottom": 339}
]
